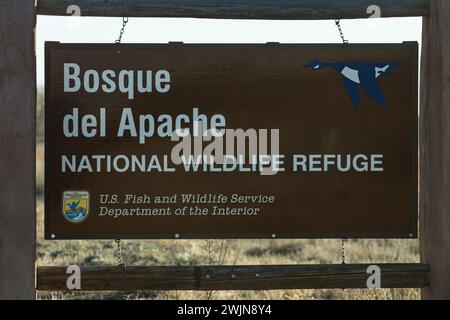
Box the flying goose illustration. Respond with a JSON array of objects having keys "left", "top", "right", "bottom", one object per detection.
[{"left": 305, "top": 60, "right": 399, "bottom": 108}]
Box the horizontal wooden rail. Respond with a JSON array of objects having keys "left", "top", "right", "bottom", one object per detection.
[
  {"left": 37, "top": 0, "right": 431, "bottom": 19},
  {"left": 37, "top": 264, "right": 429, "bottom": 291}
]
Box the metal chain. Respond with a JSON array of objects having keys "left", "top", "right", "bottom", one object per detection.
[
  {"left": 114, "top": 239, "right": 127, "bottom": 291},
  {"left": 115, "top": 17, "right": 129, "bottom": 44},
  {"left": 113, "top": 16, "right": 128, "bottom": 274},
  {"left": 341, "top": 238, "right": 347, "bottom": 264},
  {"left": 115, "top": 239, "right": 126, "bottom": 269},
  {"left": 335, "top": 18, "right": 348, "bottom": 266},
  {"left": 335, "top": 19, "right": 349, "bottom": 44}
]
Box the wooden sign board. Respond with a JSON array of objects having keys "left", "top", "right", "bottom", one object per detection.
[{"left": 45, "top": 42, "right": 418, "bottom": 239}]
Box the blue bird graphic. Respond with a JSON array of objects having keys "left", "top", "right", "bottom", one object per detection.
[
  {"left": 67, "top": 201, "right": 80, "bottom": 211},
  {"left": 305, "top": 60, "right": 399, "bottom": 108}
]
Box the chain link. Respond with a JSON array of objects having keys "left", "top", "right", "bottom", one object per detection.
[
  {"left": 335, "top": 19, "right": 349, "bottom": 44},
  {"left": 114, "top": 239, "right": 127, "bottom": 291},
  {"left": 341, "top": 238, "right": 347, "bottom": 264},
  {"left": 115, "top": 239, "right": 126, "bottom": 270},
  {"left": 115, "top": 17, "right": 129, "bottom": 44}
]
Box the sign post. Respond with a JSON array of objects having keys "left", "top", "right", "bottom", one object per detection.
[
  {"left": 420, "top": 0, "right": 450, "bottom": 300},
  {"left": 0, "top": 0, "right": 36, "bottom": 299}
]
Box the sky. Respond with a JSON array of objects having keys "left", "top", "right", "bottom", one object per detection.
[{"left": 35, "top": 16, "right": 422, "bottom": 86}]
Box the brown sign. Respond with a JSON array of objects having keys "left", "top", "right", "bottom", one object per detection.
[{"left": 45, "top": 42, "right": 418, "bottom": 239}]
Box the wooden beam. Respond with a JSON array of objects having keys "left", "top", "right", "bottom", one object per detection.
[
  {"left": 0, "top": 0, "right": 36, "bottom": 299},
  {"left": 420, "top": 0, "right": 450, "bottom": 300},
  {"left": 37, "top": 264, "right": 429, "bottom": 291},
  {"left": 37, "top": 0, "right": 430, "bottom": 19}
]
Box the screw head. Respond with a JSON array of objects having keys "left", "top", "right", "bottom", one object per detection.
[
  {"left": 174, "top": 233, "right": 180, "bottom": 239},
  {"left": 272, "top": 234, "right": 276, "bottom": 238},
  {"left": 51, "top": 234, "right": 56, "bottom": 239}
]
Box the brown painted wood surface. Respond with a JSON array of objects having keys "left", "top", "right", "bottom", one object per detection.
[
  {"left": 37, "top": 0, "right": 430, "bottom": 19},
  {"left": 37, "top": 264, "right": 429, "bottom": 291},
  {"left": 44, "top": 43, "right": 418, "bottom": 239},
  {"left": 420, "top": 0, "right": 450, "bottom": 300},
  {"left": 0, "top": 0, "right": 36, "bottom": 299}
]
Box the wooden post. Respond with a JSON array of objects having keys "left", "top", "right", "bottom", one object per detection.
[
  {"left": 420, "top": 0, "right": 450, "bottom": 300},
  {"left": 37, "top": 264, "right": 429, "bottom": 291},
  {"left": 0, "top": 0, "right": 36, "bottom": 299},
  {"left": 37, "top": 0, "right": 430, "bottom": 19}
]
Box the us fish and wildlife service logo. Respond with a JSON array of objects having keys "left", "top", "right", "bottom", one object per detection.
[{"left": 62, "top": 191, "right": 90, "bottom": 223}]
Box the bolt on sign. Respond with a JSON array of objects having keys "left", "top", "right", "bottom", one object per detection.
[{"left": 45, "top": 42, "right": 418, "bottom": 239}]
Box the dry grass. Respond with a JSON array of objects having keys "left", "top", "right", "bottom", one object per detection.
[{"left": 35, "top": 89, "right": 420, "bottom": 300}]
